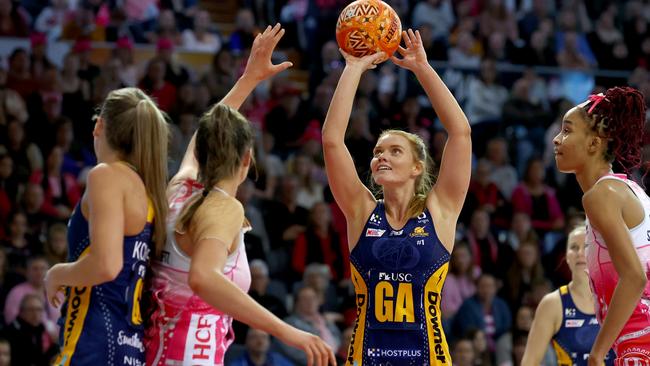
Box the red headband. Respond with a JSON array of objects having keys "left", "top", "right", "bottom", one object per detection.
[{"left": 587, "top": 93, "right": 608, "bottom": 114}]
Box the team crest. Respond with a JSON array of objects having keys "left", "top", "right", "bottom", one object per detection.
[{"left": 409, "top": 226, "right": 428, "bottom": 237}]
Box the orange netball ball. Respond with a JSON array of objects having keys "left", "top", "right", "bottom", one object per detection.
[{"left": 336, "top": 0, "right": 402, "bottom": 59}]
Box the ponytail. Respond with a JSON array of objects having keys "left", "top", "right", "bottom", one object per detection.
[{"left": 132, "top": 98, "right": 169, "bottom": 256}]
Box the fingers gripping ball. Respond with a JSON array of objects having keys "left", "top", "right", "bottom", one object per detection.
[{"left": 336, "top": 0, "right": 402, "bottom": 59}]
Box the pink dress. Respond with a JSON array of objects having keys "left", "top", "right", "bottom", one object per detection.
[
  {"left": 145, "top": 179, "right": 251, "bottom": 366},
  {"left": 586, "top": 174, "right": 650, "bottom": 365}
]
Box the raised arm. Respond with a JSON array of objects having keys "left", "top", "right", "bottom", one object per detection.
[
  {"left": 583, "top": 182, "right": 648, "bottom": 366},
  {"left": 322, "top": 51, "right": 384, "bottom": 228},
  {"left": 392, "top": 30, "right": 471, "bottom": 218},
  {"left": 521, "top": 292, "right": 561, "bottom": 366},
  {"left": 170, "top": 24, "right": 293, "bottom": 193}
]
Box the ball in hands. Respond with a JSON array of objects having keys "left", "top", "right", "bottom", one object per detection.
[{"left": 335, "top": 0, "right": 402, "bottom": 60}]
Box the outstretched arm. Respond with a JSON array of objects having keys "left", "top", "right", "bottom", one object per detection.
[
  {"left": 170, "top": 24, "right": 293, "bottom": 194},
  {"left": 322, "top": 51, "right": 384, "bottom": 234},
  {"left": 392, "top": 30, "right": 471, "bottom": 219}
]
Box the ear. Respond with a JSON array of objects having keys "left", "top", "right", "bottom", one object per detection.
[
  {"left": 242, "top": 148, "right": 253, "bottom": 170},
  {"left": 587, "top": 134, "right": 606, "bottom": 154},
  {"left": 92, "top": 116, "right": 104, "bottom": 138},
  {"left": 412, "top": 160, "right": 424, "bottom": 177}
]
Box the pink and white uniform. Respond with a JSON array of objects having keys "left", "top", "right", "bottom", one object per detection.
[
  {"left": 145, "top": 179, "right": 251, "bottom": 366},
  {"left": 586, "top": 174, "right": 650, "bottom": 365}
]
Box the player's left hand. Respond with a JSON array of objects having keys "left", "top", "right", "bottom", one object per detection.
[
  {"left": 242, "top": 23, "right": 293, "bottom": 82},
  {"left": 45, "top": 265, "right": 66, "bottom": 308},
  {"left": 391, "top": 29, "right": 429, "bottom": 72}
]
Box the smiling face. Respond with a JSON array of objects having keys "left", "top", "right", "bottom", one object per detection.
[
  {"left": 553, "top": 105, "right": 601, "bottom": 173},
  {"left": 370, "top": 133, "right": 422, "bottom": 188}
]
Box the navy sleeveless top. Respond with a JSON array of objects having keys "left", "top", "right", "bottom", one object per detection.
[
  {"left": 552, "top": 285, "right": 615, "bottom": 366},
  {"left": 346, "top": 202, "right": 451, "bottom": 365},
  {"left": 55, "top": 200, "right": 153, "bottom": 366}
]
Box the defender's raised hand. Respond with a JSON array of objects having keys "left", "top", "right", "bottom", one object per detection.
[{"left": 242, "top": 23, "right": 293, "bottom": 82}]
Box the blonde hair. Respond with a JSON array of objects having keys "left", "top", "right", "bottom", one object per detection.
[
  {"left": 100, "top": 87, "right": 169, "bottom": 256},
  {"left": 371, "top": 129, "right": 435, "bottom": 218}
]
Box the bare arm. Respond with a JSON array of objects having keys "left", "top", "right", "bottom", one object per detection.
[
  {"left": 521, "top": 291, "right": 562, "bottom": 366},
  {"left": 322, "top": 51, "right": 384, "bottom": 227},
  {"left": 45, "top": 165, "right": 125, "bottom": 305},
  {"left": 584, "top": 182, "right": 648, "bottom": 364},
  {"left": 169, "top": 24, "right": 293, "bottom": 193},
  {"left": 397, "top": 31, "right": 471, "bottom": 216}
]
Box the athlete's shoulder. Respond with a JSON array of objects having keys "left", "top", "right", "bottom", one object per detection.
[
  {"left": 537, "top": 289, "right": 563, "bottom": 317},
  {"left": 583, "top": 180, "right": 626, "bottom": 211}
]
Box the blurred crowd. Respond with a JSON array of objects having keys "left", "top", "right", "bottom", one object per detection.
[{"left": 1, "top": 0, "right": 650, "bottom": 365}]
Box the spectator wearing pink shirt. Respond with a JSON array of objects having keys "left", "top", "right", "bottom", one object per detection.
[
  {"left": 3, "top": 256, "right": 59, "bottom": 340},
  {"left": 511, "top": 157, "right": 564, "bottom": 236},
  {"left": 442, "top": 241, "right": 480, "bottom": 321}
]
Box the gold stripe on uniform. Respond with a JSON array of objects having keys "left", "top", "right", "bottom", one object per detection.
[
  {"left": 552, "top": 340, "right": 573, "bottom": 366},
  {"left": 54, "top": 247, "right": 92, "bottom": 366},
  {"left": 346, "top": 264, "right": 368, "bottom": 366},
  {"left": 424, "top": 263, "right": 451, "bottom": 365}
]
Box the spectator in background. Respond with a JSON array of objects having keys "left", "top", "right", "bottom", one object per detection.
[
  {"left": 139, "top": 57, "right": 177, "bottom": 112},
  {"left": 412, "top": 0, "right": 455, "bottom": 40},
  {"left": 156, "top": 37, "right": 191, "bottom": 88},
  {"left": 114, "top": 37, "right": 138, "bottom": 87},
  {"left": 452, "top": 338, "right": 477, "bottom": 366},
  {"left": 466, "top": 59, "right": 508, "bottom": 154},
  {"left": 280, "top": 286, "right": 341, "bottom": 365},
  {"left": 461, "top": 158, "right": 511, "bottom": 228},
  {"left": 61, "top": 4, "right": 105, "bottom": 41},
  {"left": 1, "top": 211, "right": 42, "bottom": 276},
  {"left": 203, "top": 48, "right": 237, "bottom": 103},
  {"left": 6, "top": 48, "right": 38, "bottom": 99},
  {"left": 298, "top": 263, "right": 340, "bottom": 313},
  {"left": 0, "top": 154, "right": 19, "bottom": 227},
  {"left": 43, "top": 223, "right": 67, "bottom": 266},
  {"left": 501, "top": 239, "right": 546, "bottom": 310},
  {"left": 28, "top": 146, "right": 80, "bottom": 221},
  {"left": 34, "top": 0, "right": 71, "bottom": 40},
  {"left": 230, "top": 328, "right": 293, "bottom": 366},
  {"left": 71, "top": 39, "right": 101, "bottom": 88},
  {"left": 0, "top": 250, "right": 9, "bottom": 325},
  {"left": 4, "top": 294, "right": 57, "bottom": 366},
  {"left": 3, "top": 256, "right": 58, "bottom": 339},
  {"left": 181, "top": 9, "right": 221, "bottom": 53},
  {"left": 496, "top": 305, "right": 537, "bottom": 365},
  {"left": 453, "top": 273, "right": 512, "bottom": 351},
  {"left": 29, "top": 33, "right": 53, "bottom": 81},
  {"left": 236, "top": 179, "right": 271, "bottom": 261},
  {"left": 0, "top": 338, "right": 9, "bottom": 366},
  {"left": 466, "top": 328, "right": 492, "bottom": 366},
  {"left": 230, "top": 8, "right": 258, "bottom": 54},
  {"left": 511, "top": 158, "right": 564, "bottom": 237},
  {"left": 0, "top": 68, "right": 29, "bottom": 131},
  {"left": 503, "top": 212, "right": 539, "bottom": 251},
  {"left": 20, "top": 183, "right": 50, "bottom": 238},
  {"left": 485, "top": 137, "right": 518, "bottom": 200},
  {"left": 0, "top": 0, "right": 29, "bottom": 37},
  {"left": 344, "top": 109, "right": 374, "bottom": 177},
  {"left": 465, "top": 208, "right": 513, "bottom": 279},
  {"left": 442, "top": 241, "right": 481, "bottom": 323},
  {"left": 289, "top": 154, "right": 324, "bottom": 209},
  {"left": 6, "top": 118, "right": 43, "bottom": 183}
]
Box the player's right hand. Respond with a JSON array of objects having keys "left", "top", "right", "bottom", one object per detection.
[{"left": 281, "top": 326, "right": 336, "bottom": 366}]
